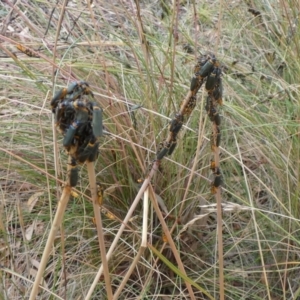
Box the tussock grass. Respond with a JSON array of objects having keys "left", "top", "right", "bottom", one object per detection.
[{"left": 1, "top": 0, "right": 300, "bottom": 299}]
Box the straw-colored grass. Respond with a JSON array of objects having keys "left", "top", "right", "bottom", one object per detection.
[{"left": 1, "top": 0, "right": 300, "bottom": 299}]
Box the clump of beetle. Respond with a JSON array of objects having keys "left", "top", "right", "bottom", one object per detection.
[
  {"left": 156, "top": 53, "right": 223, "bottom": 193},
  {"left": 51, "top": 81, "right": 103, "bottom": 187}
]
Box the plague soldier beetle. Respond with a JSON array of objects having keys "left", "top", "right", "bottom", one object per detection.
[
  {"left": 169, "top": 113, "right": 183, "bottom": 134},
  {"left": 211, "top": 168, "right": 222, "bottom": 194},
  {"left": 208, "top": 107, "right": 221, "bottom": 126},
  {"left": 205, "top": 67, "right": 221, "bottom": 92},
  {"left": 92, "top": 106, "right": 103, "bottom": 137},
  {"left": 167, "top": 138, "right": 177, "bottom": 156},
  {"left": 157, "top": 145, "right": 170, "bottom": 160},
  {"left": 197, "top": 56, "right": 216, "bottom": 78}
]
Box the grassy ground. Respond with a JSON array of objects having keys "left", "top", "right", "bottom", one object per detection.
[{"left": 0, "top": 0, "right": 300, "bottom": 299}]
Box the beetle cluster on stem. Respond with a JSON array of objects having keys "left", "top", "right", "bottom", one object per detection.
[
  {"left": 155, "top": 53, "right": 223, "bottom": 194},
  {"left": 51, "top": 81, "right": 103, "bottom": 187}
]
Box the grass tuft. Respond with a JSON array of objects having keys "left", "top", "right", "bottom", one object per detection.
[{"left": 1, "top": 0, "right": 300, "bottom": 299}]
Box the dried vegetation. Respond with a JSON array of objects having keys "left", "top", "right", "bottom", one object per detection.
[{"left": 0, "top": 0, "right": 300, "bottom": 299}]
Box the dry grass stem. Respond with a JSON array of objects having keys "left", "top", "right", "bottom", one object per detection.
[
  {"left": 234, "top": 134, "right": 271, "bottom": 299},
  {"left": 86, "top": 162, "right": 113, "bottom": 300},
  {"left": 216, "top": 188, "right": 224, "bottom": 300},
  {"left": 29, "top": 185, "right": 71, "bottom": 300},
  {"left": 112, "top": 188, "right": 149, "bottom": 299},
  {"left": 85, "top": 169, "right": 158, "bottom": 299},
  {"left": 149, "top": 186, "right": 196, "bottom": 300}
]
